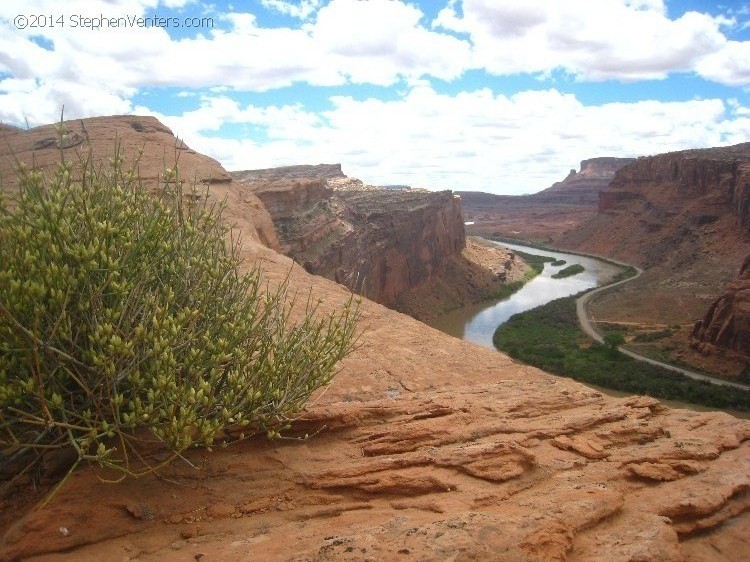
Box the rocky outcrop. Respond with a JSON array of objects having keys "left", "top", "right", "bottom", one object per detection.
[
  {"left": 0, "top": 115, "right": 280, "bottom": 250},
  {"left": 235, "top": 170, "right": 465, "bottom": 306},
  {"left": 692, "top": 255, "right": 750, "bottom": 359}
]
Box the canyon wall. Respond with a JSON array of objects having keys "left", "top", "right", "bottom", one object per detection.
[
  {"left": 556, "top": 143, "right": 750, "bottom": 370},
  {"left": 235, "top": 171, "right": 466, "bottom": 305},
  {"left": 600, "top": 145, "right": 750, "bottom": 224},
  {"left": 559, "top": 143, "right": 750, "bottom": 268},
  {"left": 692, "top": 255, "right": 750, "bottom": 359},
  {"left": 458, "top": 156, "right": 633, "bottom": 242}
]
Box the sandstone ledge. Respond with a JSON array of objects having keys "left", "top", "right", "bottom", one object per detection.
[{"left": 2, "top": 244, "right": 749, "bottom": 562}]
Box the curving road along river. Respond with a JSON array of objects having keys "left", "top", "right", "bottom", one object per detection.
[{"left": 574, "top": 254, "right": 750, "bottom": 391}]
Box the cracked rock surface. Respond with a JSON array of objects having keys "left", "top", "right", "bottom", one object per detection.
[{"left": 1, "top": 117, "right": 749, "bottom": 562}]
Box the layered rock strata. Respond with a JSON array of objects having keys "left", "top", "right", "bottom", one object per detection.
[
  {"left": 235, "top": 171, "right": 465, "bottom": 306},
  {"left": 600, "top": 145, "right": 750, "bottom": 228}
]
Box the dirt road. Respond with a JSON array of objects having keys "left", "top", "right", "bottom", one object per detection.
[{"left": 575, "top": 258, "right": 750, "bottom": 391}]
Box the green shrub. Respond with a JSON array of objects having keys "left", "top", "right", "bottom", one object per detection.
[
  {"left": 0, "top": 133, "right": 359, "bottom": 487},
  {"left": 603, "top": 331, "right": 626, "bottom": 350},
  {"left": 551, "top": 264, "right": 585, "bottom": 279}
]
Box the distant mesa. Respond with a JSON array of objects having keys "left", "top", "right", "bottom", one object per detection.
[
  {"left": 231, "top": 165, "right": 413, "bottom": 192},
  {"left": 380, "top": 184, "right": 411, "bottom": 191},
  {"left": 230, "top": 163, "right": 346, "bottom": 183},
  {"left": 538, "top": 157, "right": 637, "bottom": 205},
  {"left": 458, "top": 156, "right": 634, "bottom": 243}
]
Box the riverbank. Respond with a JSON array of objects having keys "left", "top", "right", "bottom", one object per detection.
[
  {"left": 494, "top": 293, "right": 750, "bottom": 412},
  {"left": 425, "top": 240, "right": 622, "bottom": 348},
  {"left": 394, "top": 238, "right": 530, "bottom": 322}
]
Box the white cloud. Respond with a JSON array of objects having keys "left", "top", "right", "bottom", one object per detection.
[
  {"left": 435, "top": 0, "right": 745, "bottom": 84},
  {"left": 261, "top": 0, "right": 321, "bottom": 19},
  {"left": 143, "top": 85, "right": 750, "bottom": 195},
  {"left": 1, "top": 0, "right": 749, "bottom": 196},
  {"left": 2, "top": 0, "right": 749, "bottom": 128},
  {"left": 695, "top": 40, "right": 750, "bottom": 86},
  {"left": 0, "top": 0, "right": 472, "bottom": 125}
]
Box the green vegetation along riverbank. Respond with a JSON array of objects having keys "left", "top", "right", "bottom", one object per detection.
[
  {"left": 493, "top": 294, "right": 750, "bottom": 411},
  {"left": 488, "top": 250, "right": 556, "bottom": 301},
  {"left": 552, "top": 264, "right": 585, "bottom": 279}
]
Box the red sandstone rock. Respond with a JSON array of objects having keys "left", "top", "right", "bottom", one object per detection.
[
  {"left": 692, "top": 255, "right": 750, "bottom": 358},
  {"left": 236, "top": 170, "right": 466, "bottom": 306},
  {"left": 1, "top": 117, "right": 749, "bottom": 562},
  {"left": 0, "top": 115, "right": 280, "bottom": 251}
]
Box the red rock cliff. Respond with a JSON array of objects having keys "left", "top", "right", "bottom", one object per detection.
[
  {"left": 601, "top": 144, "right": 750, "bottom": 223},
  {"left": 558, "top": 143, "right": 750, "bottom": 269},
  {"left": 692, "top": 255, "right": 750, "bottom": 359},
  {"left": 237, "top": 171, "right": 466, "bottom": 305}
]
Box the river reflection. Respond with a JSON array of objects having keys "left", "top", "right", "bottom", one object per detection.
[{"left": 426, "top": 241, "right": 623, "bottom": 348}]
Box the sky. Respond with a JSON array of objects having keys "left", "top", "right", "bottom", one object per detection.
[{"left": 1, "top": 1, "right": 750, "bottom": 195}]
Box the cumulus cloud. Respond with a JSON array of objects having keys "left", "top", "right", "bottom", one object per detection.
[
  {"left": 1, "top": 0, "right": 749, "bottom": 195},
  {"left": 435, "top": 0, "right": 746, "bottom": 84},
  {"left": 0, "top": 0, "right": 472, "bottom": 124},
  {"left": 145, "top": 85, "right": 750, "bottom": 195}
]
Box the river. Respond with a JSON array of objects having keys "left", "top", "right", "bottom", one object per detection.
[
  {"left": 426, "top": 241, "right": 623, "bottom": 348},
  {"left": 426, "top": 239, "right": 750, "bottom": 419}
]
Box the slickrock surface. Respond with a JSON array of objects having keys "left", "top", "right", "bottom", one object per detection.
[
  {"left": 0, "top": 116, "right": 280, "bottom": 251},
  {"left": 2, "top": 250, "right": 749, "bottom": 561},
  {"left": 1, "top": 118, "right": 749, "bottom": 561}
]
